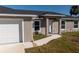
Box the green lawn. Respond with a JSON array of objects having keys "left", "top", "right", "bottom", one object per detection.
[{"left": 25, "top": 32, "right": 79, "bottom": 53}]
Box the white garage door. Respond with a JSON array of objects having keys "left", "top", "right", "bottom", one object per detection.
[{"left": 0, "top": 24, "right": 19, "bottom": 44}]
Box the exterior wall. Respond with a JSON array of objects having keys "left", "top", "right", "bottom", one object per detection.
[
  {"left": 65, "top": 21, "right": 73, "bottom": 32},
  {"left": 23, "top": 17, "right": 33, "bottom": 42},
  {"left": 60, "top": 20, "right": 79, "bottom": 33},
  {"left": 40, "top": 19, "right": 46, "bottom": 35},
  {"left": 0, "top": 18, "right": 23, "bottom": 21},
  {"left": 32, "top": 17, "right": 79, "bottom": 35},
  {"left": 0, "top": 18, "right": 23, "bottom": 42},
  {"left": 32, "top": 19, "right": 46, "bottom": 35}
]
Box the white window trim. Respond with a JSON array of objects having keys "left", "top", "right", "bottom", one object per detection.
[
  {"left": 74, "top": 21, "right": 78, "bottom": 29},
  {"left": 73, "top": 27, "right": 79, "bottom": 30},
  {"left": 34, "top": 20, "right": 41, "bottom": 32},
  {"left": 61, "top": 20, "right": 66, "bottom": 30}
]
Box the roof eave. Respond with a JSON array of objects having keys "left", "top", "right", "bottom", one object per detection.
[
  {"left": 43, "top": 14, "right": 65, "bottom": 17},
  {"left": 0, "top": 14, "right": 37, "bottom": 17},
  {"left": 61, "top": 17, "right": 79, "bottom": 20}
]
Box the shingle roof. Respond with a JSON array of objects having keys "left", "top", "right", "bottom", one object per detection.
[
  {"left": 0, "top": 6, "right": 15, "bottom": 14},
  {"left": 15, "top": 9, "right": 65, "bottom": 15},
  {"left": 0, "top": 6, "right": 65, "bottom": 16}
]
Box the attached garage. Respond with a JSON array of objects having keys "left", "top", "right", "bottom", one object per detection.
[
  {"left": 0, "top": 24, "right": 19, "bottom": 43},
  {"left": 0, "top": 5, "right": 38, "bottom": 44},
  {"left": 0, "top": 18, "right": 23, "bottom": 44}
]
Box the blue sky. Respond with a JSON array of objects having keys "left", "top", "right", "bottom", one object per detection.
[{"left": 4, "top": 5, "right": 72, "bottom": 15}]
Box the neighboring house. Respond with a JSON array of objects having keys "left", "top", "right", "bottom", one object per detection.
[{"left": 0, "top": 6, "right": 78, "bottom": 44}]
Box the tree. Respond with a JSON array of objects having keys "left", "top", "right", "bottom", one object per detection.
[{"left": 70, "top": 5, "right": 79, "bottom": 15}]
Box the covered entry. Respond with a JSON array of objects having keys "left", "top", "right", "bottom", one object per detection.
[
  {"left": 48, "top": 18, "right": 59, "bottom": 35},
  {"left": 52, "top": 20, "right": 59, "bottom": 34}
]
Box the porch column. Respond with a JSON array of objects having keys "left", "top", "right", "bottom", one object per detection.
[
  {"left": 59, "top": 19, "right": 61, "bottom": 34},
  {"left": 46, "top": 18, "right": 49, "bottom": 36}
]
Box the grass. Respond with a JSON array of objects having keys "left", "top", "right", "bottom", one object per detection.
[
  {"left": 33, "top": 33, "right": 46, "bottom": 40},
  {"left": 25, "top": 32, "right": 79, "bottom": 53}
]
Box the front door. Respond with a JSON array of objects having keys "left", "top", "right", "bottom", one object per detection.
[{"left": 52, "top": 21, "right": 59, "bottom": 34}]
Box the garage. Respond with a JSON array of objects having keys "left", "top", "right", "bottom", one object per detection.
[{"left": 0, "top": 19, "right": 22, "bottom": 44}]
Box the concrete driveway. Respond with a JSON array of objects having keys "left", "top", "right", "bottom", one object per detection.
[{"left": 0, "top": 43, "right": 25, "bottom": 53}]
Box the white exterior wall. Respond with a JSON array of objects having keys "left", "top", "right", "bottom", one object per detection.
[{"left": 60, "top": 18, "right": 79, "bottom": 33}]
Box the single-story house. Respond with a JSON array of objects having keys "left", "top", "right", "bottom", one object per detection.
[{"left": 0, "top": 6, "right": 78, "bottom": 44}]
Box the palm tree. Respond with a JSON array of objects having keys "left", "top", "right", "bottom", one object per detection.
[{"left": 70, "top": 5, "right": 79, "bottom": 15}]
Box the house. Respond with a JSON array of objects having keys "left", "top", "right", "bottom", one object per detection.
[{"left": 0, "top": 6, "right": 78, "bottom": 44}]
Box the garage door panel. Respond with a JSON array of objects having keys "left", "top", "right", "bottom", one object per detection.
[{"left": 0, "top": 24, "right": 19, "bottom": 44}]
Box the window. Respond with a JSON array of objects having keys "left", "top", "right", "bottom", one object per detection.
[
  {"left": 61, "top": 21, "right": 65, "bottom": 29},
  {"left": 34, "top": 20, "right": 40, "bottom": 31},
  {"left": 74, "top": 21, "right": 78, "bottom": 28}
]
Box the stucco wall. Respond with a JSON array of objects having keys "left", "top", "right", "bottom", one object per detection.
[
  {"left": 65, "top": 21, "right": 73, "bottom": 32},
  {"left": 24, "top": 17, "right": 33, "bottom": 42},
  {"left": 60, "top": 20, "right": 79, "bottom": 33},
  {"left": 40, "top": 19, "right": 46, "bottom": 35},
  {"left": 32, "top": 19, "right": 46, "bottom": 35}
]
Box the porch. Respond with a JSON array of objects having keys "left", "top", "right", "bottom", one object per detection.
[
  {"left": 32, "top": 16, "right": 61, "bottom": 36},
  {"left": 45, "top": 17, "right": 61, "bottom": 36}
]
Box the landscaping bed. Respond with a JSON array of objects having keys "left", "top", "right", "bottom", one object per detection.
[
  {"left": 25, "top": 32, "right": 79, "bottom": 53},
  {"left": 33, "top": 33, "right": 47, "bottom": 41}
]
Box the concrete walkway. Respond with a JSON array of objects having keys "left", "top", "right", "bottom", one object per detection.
[{"left": 24, "top": 34, "right": 61, "bottom": 48}]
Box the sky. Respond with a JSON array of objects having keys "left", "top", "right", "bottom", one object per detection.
[{"left": 4, "top": 5, "right": 72, "bottom": 15}]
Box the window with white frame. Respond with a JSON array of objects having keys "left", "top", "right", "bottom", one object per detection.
[
  {"left": 34, "top": 20, "right": 40, "bottom": 31},
  {"left": 74, "top": 21, "right": 78, "bottom": 28},
  {"left": 61, "top": 21, "right": 65, "bottom": 29}
]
